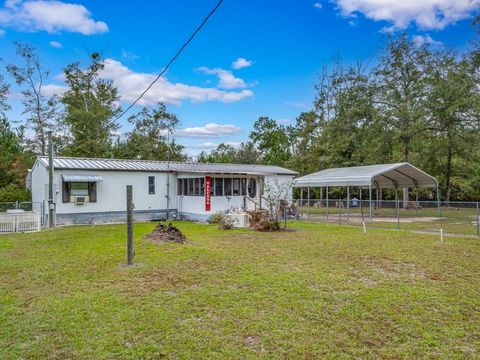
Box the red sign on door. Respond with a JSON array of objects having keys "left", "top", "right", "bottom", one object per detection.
[{"left": 205, "top": 176, "right": 211, "bottom": 211}]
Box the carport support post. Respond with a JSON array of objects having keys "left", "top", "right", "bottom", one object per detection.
[
  {"left": 346, "top": 186, "right": 350, "bottom": 223},
  {"left": 368, "top": 185, "right": 372, "bottom": 223},
  {"left": 326, "top": 186, "right": 329, "bottom": 222},
  {"left": 395, "top": 187, "right": 400, "bottom": 230},
  {"left": 299, "top": 188, "right": 303, "bottom": 219},
  {"left": 126, "top": 185, "right": 134, "bottom": 266},
  {"left": 307, "top": 186, "right": 311, "bottom": 220}
]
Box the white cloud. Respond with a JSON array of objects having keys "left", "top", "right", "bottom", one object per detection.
[
  {"left": 0, "top": 0, "right": 108, "bottom": 35},
  {"left": 285, "top": 100, "right": 310, "bottom": 109},
  {"left": 49, "top": 40, "right": 62, "bottom": 48},
  {"left": 412, "top": 34, "right": 443, "bottom": 47},
  {"left": 314, "top": 2, "right": 322, "bottom": 9},
  {"left": 198, "top": 66, "right": 246, "bottom": 89},
  {"left": 41, "top": 83, "right": 67, "bottom": 97},
  {"left": 41, "top": 59, "right": 254, "bottom": 106},
  {"left": 0, "top": 28, "right": 5, "bottom": 36},
  {"left": 275, "top": 118, "right": 291, "bottom": 125},
  {"left": 185, "top": 141, "right": 242, "bottom": 150},
  {"left": 224, "top": 141, "right": 241, "bottom": 148},
  {"left": 232, "top": 57, "right": 252, "bottom": 70},
  {"left": 99, "top": 59, "right": 253, "bottom": 105},
  {"left": 174, "top": 123, "right": 242, "bottom": 138},
  {"left": 121, "top": 48, "right": 139, "bottom": 61},
  {"left": 185, "top": 142, "right": 218, "bottom": 149},
  {"left": 334, "top": 0, "right": 478, "bottom": 30}
]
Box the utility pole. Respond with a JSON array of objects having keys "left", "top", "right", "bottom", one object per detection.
[
  {"left": 126, "top": 185, "right": 134, "bottom": 266},
  {"left": 47, "top": 131, "right": 55, "bottom": 228}
]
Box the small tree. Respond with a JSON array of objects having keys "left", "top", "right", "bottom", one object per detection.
[
  {"left": 7, "top": 42, "right": 60, "bottom": 155},
  {"left": 114, "top": 103, "right": 186, "bottom": 161},
  {"left": 262, "top": 178, "right": 293, "bottom": 223},
  {"left": 61, "top": 53, "right": 121, "bottom": 158}
]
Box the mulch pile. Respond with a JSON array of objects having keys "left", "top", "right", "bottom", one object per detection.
[{"left": 145, "top": 223, "right": 190, "bottom": 244}]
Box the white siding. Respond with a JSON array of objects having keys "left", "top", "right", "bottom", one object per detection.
[
  {"left": 31, "top": 161, "right": 49, "bottom": 205},
  {"left": 31, "top": 164, "right": 295, "bottom": 220},
  {"left": 49, "top": 169, "right": 176, "bottom": 214}
]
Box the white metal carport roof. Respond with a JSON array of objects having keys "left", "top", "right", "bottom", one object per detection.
[{"left": 293, "top": 163, "right": 437, "bottom": 189}]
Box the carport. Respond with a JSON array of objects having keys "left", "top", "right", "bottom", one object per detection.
[{"left": 293, "top": 162, "right": 439, "bottom": 222}]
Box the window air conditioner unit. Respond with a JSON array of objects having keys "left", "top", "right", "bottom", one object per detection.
[{"left": 71, "top": 195, "right": 89, "bottom": 204}]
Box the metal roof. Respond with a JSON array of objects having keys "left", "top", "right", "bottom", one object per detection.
[
  {"left": 36, "top": 156, "right": 297, "bottom": 176},
  {"left": 293, "top": 163, "right": 437, "bottom": 188}
]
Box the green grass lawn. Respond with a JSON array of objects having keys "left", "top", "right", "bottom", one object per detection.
[
  {"left": 1, "top": 222, "right": 479, "bottom": 359},
  {"left": 299, "top": 206, "right": 480, "bottom": 236}
]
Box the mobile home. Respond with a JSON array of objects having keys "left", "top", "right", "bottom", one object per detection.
[{"left": 29, "top": 157, "right": 297, "bottom": 225}]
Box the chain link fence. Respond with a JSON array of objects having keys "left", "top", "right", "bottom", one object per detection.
[
  {"left": 294, "top": 199, "right": 480, "bottom": 237},
  {"left": 0, "top": 202, "right": 46, "bottom": 226}
]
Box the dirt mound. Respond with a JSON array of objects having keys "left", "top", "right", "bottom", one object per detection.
[{"left": 145, "top": 223, "right": 190, "bottom": 244}]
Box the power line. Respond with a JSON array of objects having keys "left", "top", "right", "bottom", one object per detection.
[{"left": 114, "top": 0, "right": 224, "bottom": 122}]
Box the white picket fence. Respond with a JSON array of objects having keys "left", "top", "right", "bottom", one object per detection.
[{"left": 0, "top": 211, "right": 41, "bottom": 234}]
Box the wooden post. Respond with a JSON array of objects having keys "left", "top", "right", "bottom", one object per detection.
[{"left": 126, "top": 185, "right": 134, "bottom": 266}]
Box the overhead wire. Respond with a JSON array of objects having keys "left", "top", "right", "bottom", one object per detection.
[{"left": 113, "top": 0, "right": 225, "bottom": 122}]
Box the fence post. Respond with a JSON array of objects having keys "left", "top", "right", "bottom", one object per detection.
[{"left": 126, "top": 185, "right": 134, "bottom": 266}]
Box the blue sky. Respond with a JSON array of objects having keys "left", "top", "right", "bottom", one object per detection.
[{"left": 0, "top": 0, "right": 478, "bottom": 156}]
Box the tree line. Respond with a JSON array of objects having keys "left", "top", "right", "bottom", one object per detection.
[
  {"left": 200, "top": 35, "right": 480, "bottom": 202},
  {"left": 0, "top": 43, "right": 186, "bottom": 201},
  {"left": 1, "top": 34, "right": 479, "bottom": 202}
]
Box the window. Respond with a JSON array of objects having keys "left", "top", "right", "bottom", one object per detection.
[
  {"left": 194, "top": 178, "right": 201, "bottom": 196},
  {"left": 62, "top": 181, "right": 97, "bottom": 203},
  {"left": 241, "top": 178, "right": 247, "bottom": 196},
  {"left": 215, "top": 178, "right": 223, "bottom": 196},
  {"left": 71, "top": 182, "right": 88, "bottom": 196},
  {"left": 248, "top": 178, "right": 257, "bottom": 198},
  {"left": 233, "top": 178, "right": 240, "bottom": 196},
  {"left": 148, "top": 176, "right": 155, "bottom": 194},
  {"left": 177, "top": 179, "right": 183, "bottom": 195},
  {"left": 210, "top": 178, "right": 215, "bottom": 196},
  {"left": 200, "top": 178, "right": 205, "bottom": 196},
  {"left": 224, "top": 178, "right": 232, "bottom": 196},
  {"left": 188, "top": 178, "right": 194, "bottom": 195},
  {"left": 183, "top": 178, "right": 188, "bottom": 195}
]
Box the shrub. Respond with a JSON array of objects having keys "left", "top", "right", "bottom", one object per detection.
[
  {"left": 248, "top": 209, "right": 281, "bottom": 232},
  {"left": 209, "top": 208, "right": 239, "bottom": 230},
  {"left": 208, "top": 212, "right": 223, "bottom": 224},
  {"left": 218, "top": 215, "right": 236, "bottom": 230},
  {"left": 0, "top": 183, "right": 31, "bottom": 202},
  {"left": 252, "top": 218, "right": 281, "bottom": 232}
]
